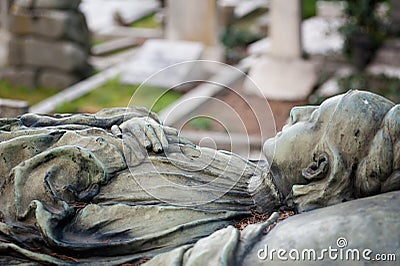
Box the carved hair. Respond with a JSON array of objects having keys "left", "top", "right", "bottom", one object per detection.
[
  {"left": 356, "top": 104, "right": 400, "bottom": 196},
  {"left": 294, "top": 90, "right": 400, "bottom": 211}
]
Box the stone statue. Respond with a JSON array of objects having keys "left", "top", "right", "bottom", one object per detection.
[
  {"left": 264, "top": 90, "right": 400, "bottom": 211},
  {"left": 0, "top": 90, "right": 399, "bottom": 264},
  {"left": 146, "top": 90, "right": 400, "bottom": 265},
  {"left": 0, "top": 106, "right": 279, "bottom": 264}
]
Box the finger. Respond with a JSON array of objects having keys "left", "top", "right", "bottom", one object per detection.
[
  {"left": 145, "top": 124, "right": 162, "bottom": 153},
  {"left": 129, "top": 123, "right": 152, "bottom": 149},
  {"left": 153, "top": 123, "right": 169, "bottom": 151},
  {"left": 111, "top": 125, "right": 122, "bottom": 136},
  {"left": 163, "top": 126, "right": 178, "bottom": 136}
]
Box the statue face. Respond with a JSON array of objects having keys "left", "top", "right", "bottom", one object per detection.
[
  {"left": 263, "top": 95, "right": 342, "bottom": 196},
  {"left": 264, "top": 90, "right": 395, "bottom": 200}
]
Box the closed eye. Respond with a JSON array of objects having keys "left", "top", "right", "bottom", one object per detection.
[{"left": 309, "top": 108, "right": 320, "bottom": 122}]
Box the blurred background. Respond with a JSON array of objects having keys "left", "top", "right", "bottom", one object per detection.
[{"left": 0, "top": 0, "right": 399, "bottom": 158}]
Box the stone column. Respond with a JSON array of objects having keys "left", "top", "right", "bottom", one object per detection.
[
  {"left": 165, "top": 0, "right": 221, "bottom": 60},
  {"left": 269, "top": 0, "right": 302, "bottom": 59},
  {"left": 166, "top": 0, "right": 218, "bottom": 46},
  {"left": 245, "top": 0, "right": 317, "bottom": 101}
]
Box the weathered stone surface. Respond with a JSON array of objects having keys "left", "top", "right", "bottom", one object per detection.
[
  {"left": 148, "top": 192, "right": 400, "bottom": 265},
  {"left": 24, "top": 38, "right": 87, "bottom": 71},
  {"left": 0, "top": 98, "right": 29, "bottom": 118},
  {"left": 14, "top": 0, "right": 81, "bottom": 9},
  {"left": 0, "top": 107, "right": 277, "bottom": 264},
  {"left": 9, "top": 9, "right": 90, "bottom": 45},
  {"left": 2, "top": 67, "right": 36, "bottom": 88},
  {"left": 245, "top": 192, "right": 400, "bottom": 265},
  {"left": 6, "top": 0, "right": 91, "bottom": 90},
  {"left": 1, "top": 91, "right": 400, "bottom": 264},
  {"left": 38, "top": 69, "right": 80, "bottom": 89}
]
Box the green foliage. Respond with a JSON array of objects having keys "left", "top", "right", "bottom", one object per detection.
[
  {"left": 338, "top": 73, "right": 400, "bottom": 103},
  {"left": 130, "top": 13, "right": 160, "bottom": 29},
  {"left": 188, "top": 117, "right": 213, "bottom": 131},
  {"left": 340, "top": 0, "right": 387, "bottom": 69},
  {"left": 55, "top": 77, "right": 181, "bottom": 113},
  {"left": 0, "top": 80, "right": 58, "bottom": 104},
  {"left": 221, "top": 27, "right": 262, "bottom": 49},
  {"left": 303, "top": 0, "right": 317, "bottom": 19}
]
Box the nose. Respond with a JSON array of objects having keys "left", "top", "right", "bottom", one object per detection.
[{"left": 289, "top": 106, "right": 318, "bottom": 124}]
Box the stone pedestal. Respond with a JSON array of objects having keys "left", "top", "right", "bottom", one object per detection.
[
  {"left": 4, "top": 0, "right": 92, "bottom": 89},
  {"left": 247, "top": 56, "right": 317, "bottom": 101},
  {"left": 246, "top": 0, "right": 317, "bottom": 101}
]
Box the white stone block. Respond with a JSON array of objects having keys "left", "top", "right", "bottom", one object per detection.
[{"left": 120, "top": 39, "right": 204, "bottom": 88}]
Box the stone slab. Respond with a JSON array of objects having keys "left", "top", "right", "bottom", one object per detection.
[
  {"left": 14, "top": 0, "right": 81, "bottom": 9},
  {"left": 245, "top": 56, "right": 317, "bottom": 101},
  {"left": 24, "top": 38, "right": 87, "bottom": 72},
  {"left": 9, "top": 9, "right": 90, "bottom": 45},
  {"left": 234, "top": 0, "right": 269, "bottom": 18},
  {"left": 218, "top": 0, "right": 269, "bottom": 19},
  {"left": 80, "top": 0, "right": 159, "bottom": 33},
  {"left": 91, "top": 37, "right": 138, "bottom": 56},
  {"left": 0, "top": 98, "right": 29, "bottom": 118},
  {"left": 93, "top": 27, "right": 162, "bottom": 40},
  {"left": 120, "top": 39, "right": 204, "bottom": 88}
]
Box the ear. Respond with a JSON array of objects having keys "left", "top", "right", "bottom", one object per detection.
[{"left": 302, "top": 153, "right": 329, "bottom": 181}]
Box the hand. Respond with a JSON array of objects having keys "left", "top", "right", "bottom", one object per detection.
[{"left": 111, "top": 117, "right": 170, "bottom": 153}]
